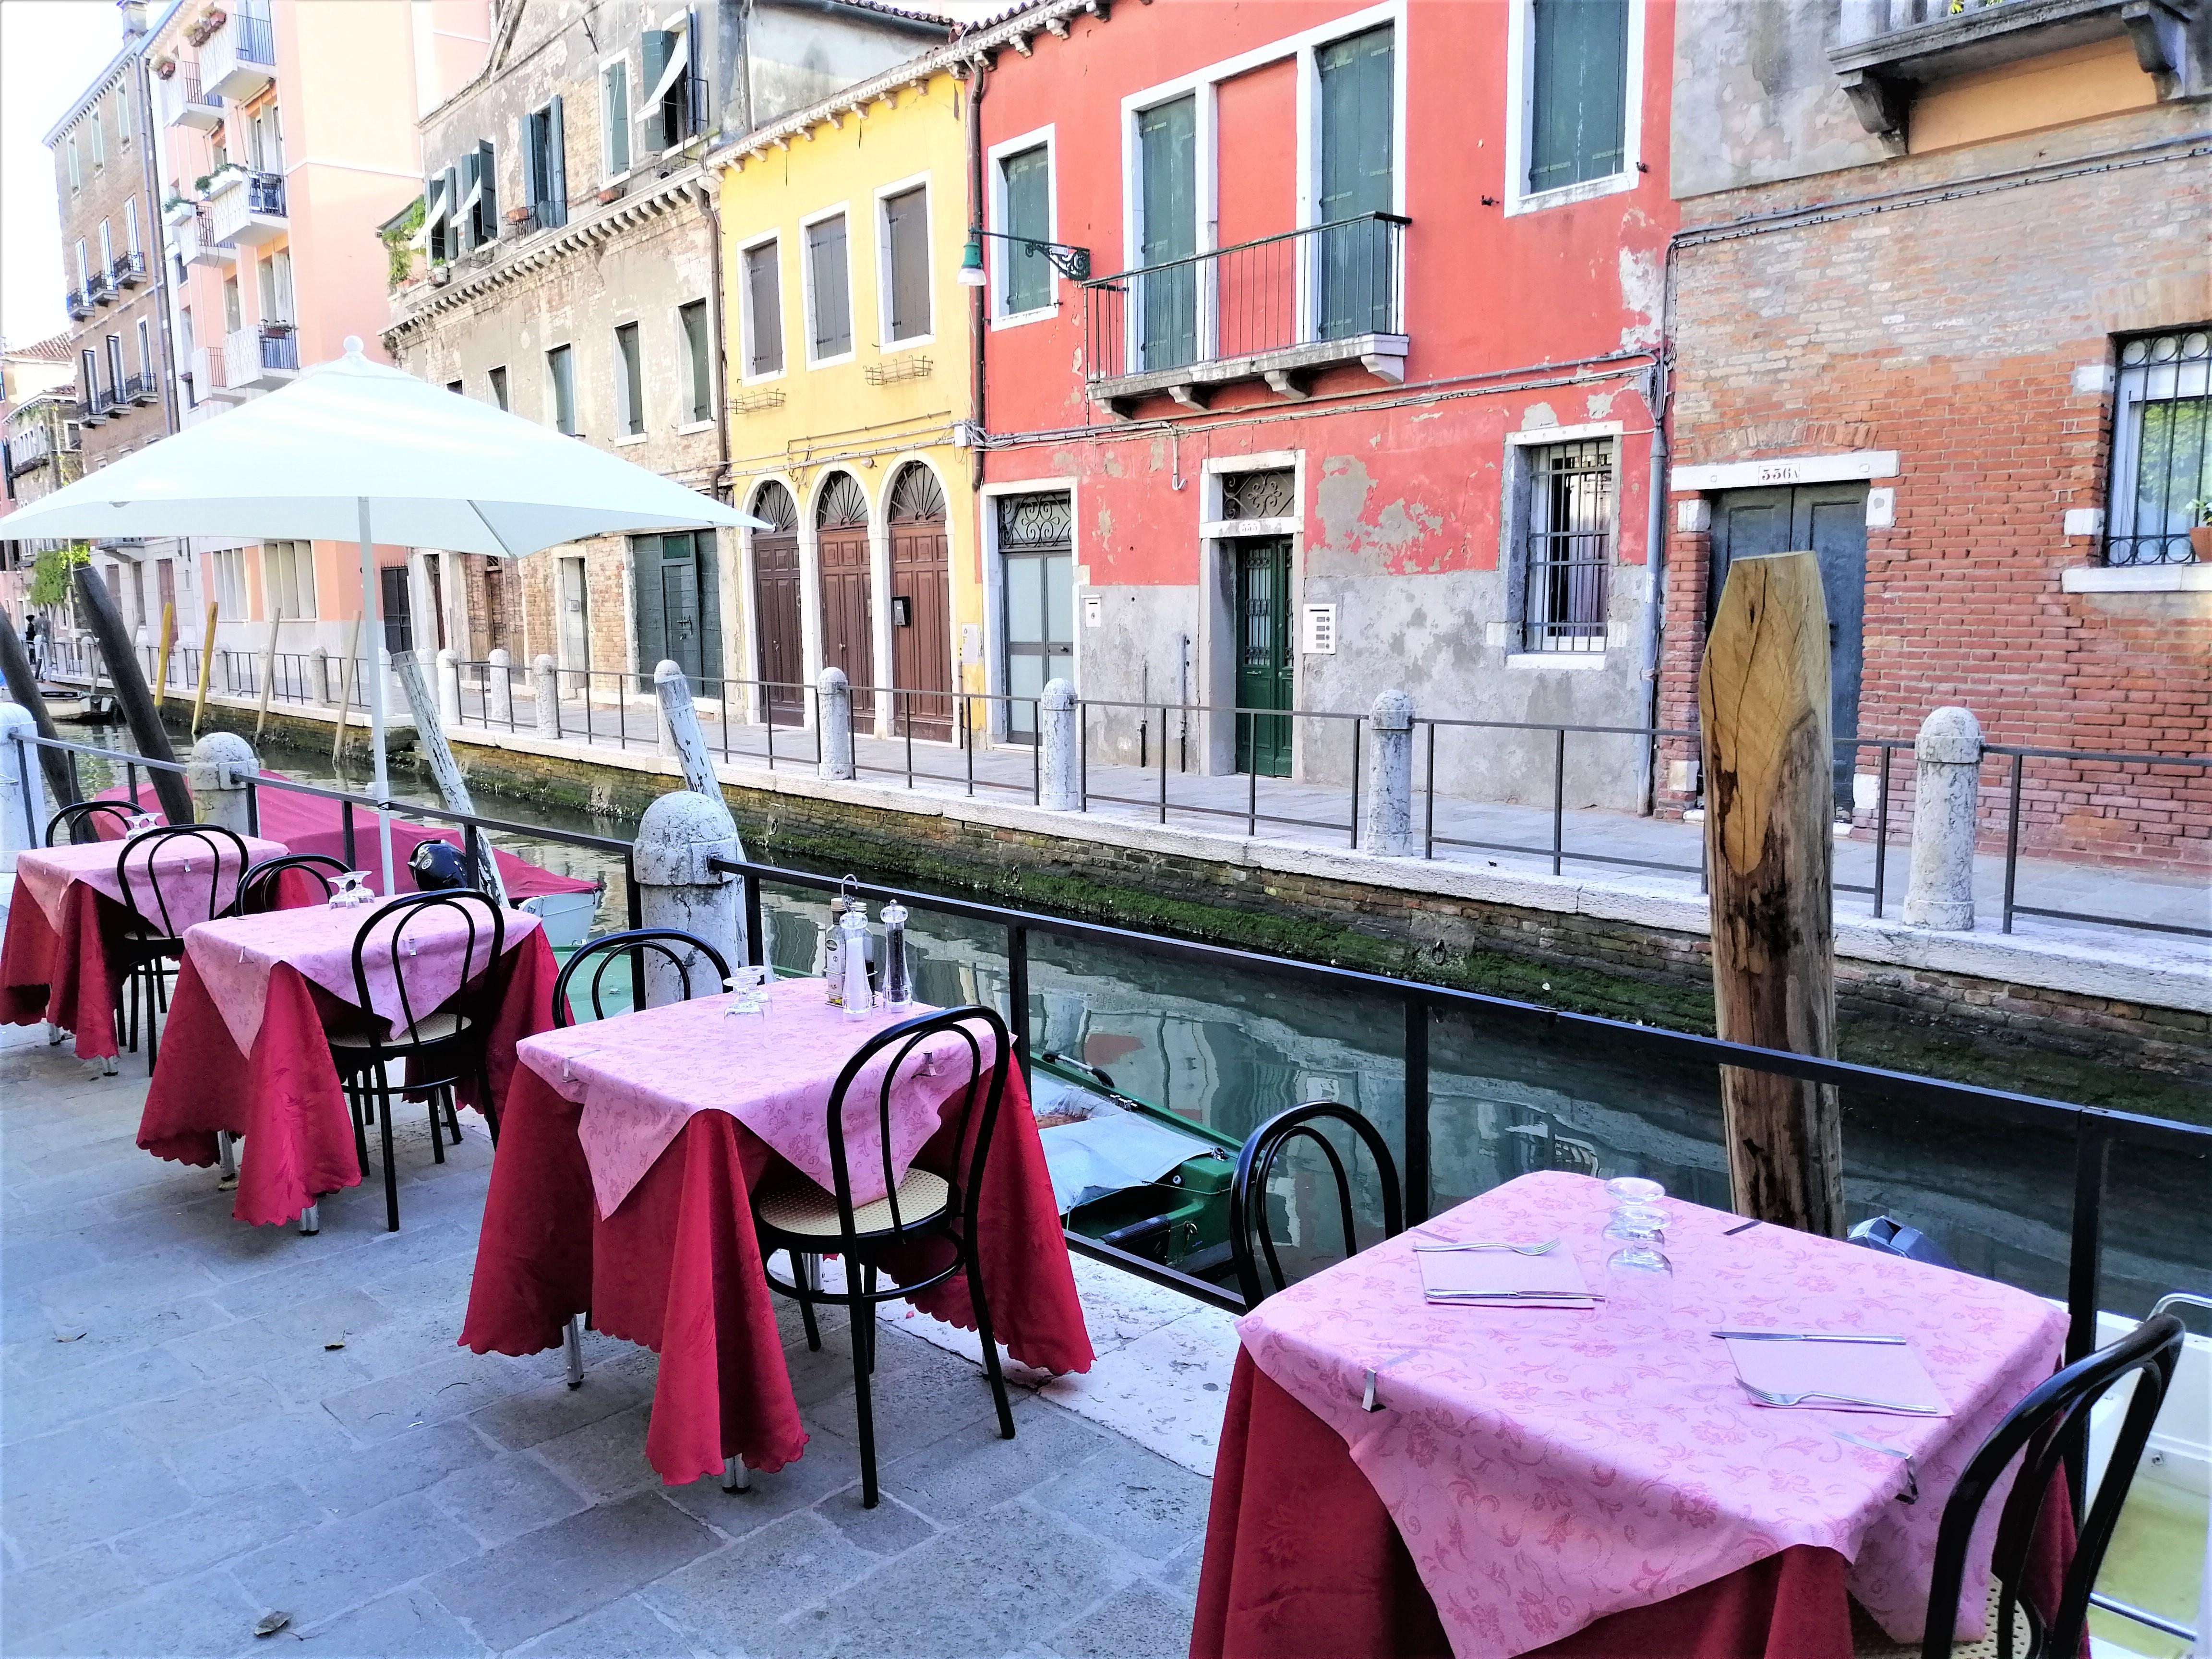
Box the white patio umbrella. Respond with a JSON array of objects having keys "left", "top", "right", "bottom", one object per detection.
[{"left": 5, "top": 336, "right": 759, "bottom": 894}]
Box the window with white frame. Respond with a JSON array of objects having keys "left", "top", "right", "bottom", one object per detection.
[
  {"left": 98, "top": 220, "right": 113, "bottom": 277},
  {"left": 464, "top": 142, "right": 497, "bottom": 246},
  {"left": 125, "top": 197, "right": 140, "bottom": 255},
  {"left": 522, "top": 98, "right": 567, "bottom": 230},
  {"left": 74, "top": 240, "right": 89, "bottom": 294},
  {"left": 262, "top": 540, "right": 316, "bottom": 619},
  {"left": 805, "top": 213, "right": 852, "bottom": 362},
  {"left": 1526, "top": 0, "right": 1629, "bottom": 197},
  {"left": 2105, "top": 327, "right": 2210, "bottom": 567},
  {"left": 614, "top": 321, "right": 644, "bottom": 436},
  {"left": 117, "top": 79, "right": 131, "bottom": 145},
  {"left": 679, "top": 299, "right": 713, "bottom": 421},
  {"left": 136, "top": 318, "right": 153, "bottom": 379},
  {"left": 881, "top": 184, "right": 931, "bottom": 346},
  {"left": 995, "top": 143, "right": 1052, "bottom": 317},
  {"left": 1515, "top": 437, "right": 1613, "bottom": 651},
  {"left": 66, "top": 132, "right": 80, "bottom": 192},
  {"left": 547, "top": 344, "right": 577, "bottom": 434},
  {"left": 90, "top": 102, "right": 105, "bottom": 168},
  {"left": 601, "top": 57, "right": 631, "bottom": 177},
  {"left": 222, "top": 272, "right": 241, "bottom": 333},
  {"left": 641, "top": 12, "right": 701, "bottom": 153},
  {"left": 741, "top": 240, "right": 782, "bottom": 377},
  {"left": 257, "top": 247, "right": 293, "bottom": 323},
  {"left": 424, "top": 169, "right": 452, "bottom": 263},
  {"left": 210, "top": 549, "right": 248, "bottom": 620}
]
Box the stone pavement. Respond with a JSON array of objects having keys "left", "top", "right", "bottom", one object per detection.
[{"left": 0, "top": 1001, "right": 1218, "bottom": 1659}]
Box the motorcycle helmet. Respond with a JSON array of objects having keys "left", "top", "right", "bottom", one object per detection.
[{"left": 409, "top": 839, "right": 470, "bottom": 892}]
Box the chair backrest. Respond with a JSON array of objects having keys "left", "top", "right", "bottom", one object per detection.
[
  {"left": 115, "top": 823, "right": 251, "bottom": 939},
  {"left": 349, "top": 889, "right": 505, "bottom": 1047},
  {"left": 1919, "top": 1311, "right": 2186, "bottom": 1659},
  {"left": 820, "top": 1005, "right": 1010, "bottom": 1246},
  {"left": 233, "top": 853, "right": 351, "bottom": 916},
  {"left": 1230, "top": 1102, "right": 1405, "bottom": 1306},
  {"left": 552, "top": 927, "right": 732, "bottom": 1027},
  {"left": 46, "top": 800, "right": 135, "bottom": 846}
]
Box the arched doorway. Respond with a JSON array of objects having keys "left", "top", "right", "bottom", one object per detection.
[
  {"left": 748, "top": 481, "right": 803, "bottom": 725},
  {"left": 814, "top": 471, "right": 874, "bottom": 720},
  {"left": 886, "top": 462, "right": 952, "bottom": 741}
]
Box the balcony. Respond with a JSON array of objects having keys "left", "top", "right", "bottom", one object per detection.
[
  {"left": 207, "top": 168, "right": 286, "bottom": 248},
  {"left": 200, "top": 3, "right": 275, "bottom": 102},
  {"left": 223, "top": 322, "right": 298, "bottom": 390},
  {"left": 173, "top": 208, "right": 230, "bottom": 268},
  {"left": 80, "top": 389, "right": 118, "bottom": 426},
  {"left": 110, "top": 250, "right": 148, "bottom": 289},
  {"left": 88, "top": 266, "right": 119, "bottom": 307},
  {"left": 188, "top": 344, "right": 246, "bottom": 408},
  {"left": 123, "top": 371, "right": 159, "bottom": 406},
  {"left": 1830, "top": 0, "right": 2197, "bottom": 135},
  {"left": 158, "top": 69, "right": 225, "bottom": 132},
  {"left": 1082, "top": 214, "right": 1410, "bottom": 417},
  {"left": 65, "top": 288, "right": 93, "bottom": 320}
]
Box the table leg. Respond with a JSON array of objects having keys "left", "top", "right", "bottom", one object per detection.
[
  {"left": 298, "top": 1201, "right": 319, "bottom": 1236},
  {"left": 47, "top": 1021, "right": 64, "bottom": 1046},
  {"left": 721, "top": 1456, "right": 751, "bottom": 1493},
  {"left": 564, "top": 1315, "right": 585, "bottom": 1389},
  {"left": 217, "top": 1130, "right": 239, "bottom": 1191}
]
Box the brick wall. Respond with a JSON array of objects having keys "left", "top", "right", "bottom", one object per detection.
[{"left": 1660, "top": 106, "right": 2212, "bottom": 872}]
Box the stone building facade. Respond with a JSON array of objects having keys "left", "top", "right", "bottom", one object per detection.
[
  {"left": 1660, "top": 0, "right": 2212, "bottom": 872},
  {"left": 384, "top": 0, "right": 949, "bottom": 698}
]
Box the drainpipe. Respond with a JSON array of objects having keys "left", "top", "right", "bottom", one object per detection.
[
  {"left": 966, "top": 55, "right": 988, "bottom": 493},
  {"left": 700, "top": 176, "right": 733, "bottom": 501},
  {"left": 132, "top": 36, "right": 179, "bottom": 435},
  {"left": 1635, "top": 353, "right": 1670, "bottom": 817}
]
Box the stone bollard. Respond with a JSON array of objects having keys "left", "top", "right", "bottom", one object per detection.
[
  {"left": 0, "top": 702, "right": 49, "bottom": 869},
  {"left": 818, "top": 667, "right": 856, "bottom": 781},
  {"left": 654, "top": 659, "right": 724, "bottom": 800},
  {"left": 311, "top": 646, "right": 334, "bottom": 708},
  {"left": 436, "top": 647, "right": 462, "bottom": 729},
  {"left": 1363, "top": 689, "right": 1416, "bottom": 856},
  {"left": 487, "top": 648, "right": 515, "bottom": 726},
  {"left": 633, "top": 788, "right": 746, "bottom": 1005},
  {"left": 532, "top": 654, "right": 559, "bottom": 739},
  {"left": 186, "top": 731, "right": 259, "bottom": 835},
  {"left": 1902, "top": 705, "right": 1984, "bottom": 931},
  {"left": 1037, "top": 679, "right": 1080, "bottom": 811}
]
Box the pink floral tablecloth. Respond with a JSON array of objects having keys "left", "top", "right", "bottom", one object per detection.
[
  {"left": 514, "top": 981, "right": 1003, "bottom": 1217},
  {"left": 183, "top": 900, "right": 541, "bottom": 1057},
  {"left": 1236, "top": 1170, "right": 2068, "bottom": 1659},
  {"left": 15, "top": 833, "right": 286, "bottom": 932}
]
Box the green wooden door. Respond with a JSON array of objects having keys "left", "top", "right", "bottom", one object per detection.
[
  {"left": 1318, "top": 24, "right": 1394, "bottom": 341},
  {"left": 1234, "top": 538, "right": 1293, "bottom": 777},
  {"left": 1137, "top": 96, "right": 1197, "bottom": 372},
  {"left": 633, "top": 532, "right": 721, "bottom": 691}
]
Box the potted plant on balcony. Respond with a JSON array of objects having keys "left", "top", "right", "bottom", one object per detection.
[
  {"left": 162, "top": 191, "right": 195, "bottom": 222},
  {"left": 504, "top": 204, "right": 536, "bottom": 230},
  {"left": 196, "top": 160, "right": 245, "bottom": 195},
  {"left": 154, "top": 54, "right": 177, "bottom": 78},
  {"left": 2188, "top": 499, "right": 2212, "bottom": 563}
]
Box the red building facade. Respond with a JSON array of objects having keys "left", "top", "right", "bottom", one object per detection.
[{"left": 972, "top": 0, "right": 1678, "bottom": 806}]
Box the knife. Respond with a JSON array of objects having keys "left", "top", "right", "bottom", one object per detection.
[
  {"left": 1711, "top": 1330, "right": 1908, "bottom": 1344},
  {"left": 1429, "top": 1290, "right": 1606, "bottom": 1303}
]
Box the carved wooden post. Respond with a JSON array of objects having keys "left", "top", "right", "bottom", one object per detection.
[{"left": 1697, "top": 551, "right": 1843, "bottom": 1237}]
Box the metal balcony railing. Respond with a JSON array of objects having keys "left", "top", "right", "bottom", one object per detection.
[
  {"left": 203, "top": 2, "right": 275, "bottom": 100},
  {"left": 159, "top": 69, "right": 226, "bottom": 131},
  {"left": 207, "top": 169, "right": 287, "bottom": 246},
  {"left": 65, "top": 289, "right": 94, "bottom": 320},
  {"left": 110, "top": 250, "right": 148, "bottom": 288},
  {"left": 88, "top": 267, "right": 119, "bottom": 305},
  {"left": 123, "top": 371, "right": 159, "bottom": 405},
  {"left": 1082, "top": 212, "right": 1408, "bottom": 386}
]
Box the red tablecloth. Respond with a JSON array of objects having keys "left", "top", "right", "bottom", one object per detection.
[
  {"left": 1, "top": 880, "right": 131, "bottom": 1059},
  {"left": 1192, "top": 1351, "right": 2079, "bottom": 1659},
  {"left": 137, "top": 928, "right": 558, "bottom": 1227},
  {"left": 459, "top": 1057, "right": 1093, "bottom": 1486}
]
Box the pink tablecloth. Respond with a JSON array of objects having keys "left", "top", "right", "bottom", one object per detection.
[
  {"left": 184, "top": 899, "right": 541, "bottom": 1058},
  {"left": 518, "top": 982, "right": 1002, "bottom": 1216},
  {"left": 1236, "top": 1171, "right": 2068, "bottom": 1659},
  {"left": 14, "top": 832, "right": 287, "bottom": 933}
]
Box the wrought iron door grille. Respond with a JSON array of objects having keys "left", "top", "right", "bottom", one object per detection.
[
  {"left": 1222, "top": 468, "right": 1295, "bottom": 521},
  {"left": 2105, "top": 328, "right": 2210, "bottom": 567},
  {"left": 1523, "top": 440, "right": 1612, "bottom": 652}
]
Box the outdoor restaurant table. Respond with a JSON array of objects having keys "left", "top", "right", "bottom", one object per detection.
[
  {"left": 1, "top": 831, "right": 288, "bottom": 1060},
  {"left": 1191, "top": 1170, "right": 2073, "bottom": 1659},
  {"left": 459, "top": 982, "right": 1094, "bottom": 1487},
  {"left": 136, "top": 898, "right": 557, "bottom": 1227}
]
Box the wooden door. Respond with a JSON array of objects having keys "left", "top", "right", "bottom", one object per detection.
[
  {"left": 1234, "top": 537, "right": 1293, "bottom": 777},
  {"left": 815, "top": 472, "right": 874, "bottom": 720},
  {"left": 747, "top": 483, "right": 804, "bottom": 725},
  {"left": 887, "top": 464, "right": 952, "bottom": 741}
]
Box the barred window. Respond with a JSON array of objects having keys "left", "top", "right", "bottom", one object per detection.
[
  {"left": 1521, "top": 439, "right": 1612, "bottom": 651},
  {"left": 1221, "top": 468, "right": 1295, "bottom": 521},
  {"left": 2106, "top": 328, "right": 2210, "bottom": 567}
]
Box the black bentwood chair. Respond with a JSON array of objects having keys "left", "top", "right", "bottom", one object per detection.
[
  {"left": 230, "top": 853, "right": 351, "bottom": 916},
  {"left": 113, "top": 823, "right": 251, "bottom": 1074},
  {"left": 1228, "top": 1102, "right": 1405, "bottom": 1307},
  {"left": 552, "top": 927, "right": 732, "bottom": 1028},
  {"left": 45, "top": 800, "right": 137, "bottom": 846},
  {"left": 325, "top": 890, "right": 505, "bottom": 1232},
  {"left": 753, "top": 1005, "right": 1016, "bottom": 1509},
  {"left": 1851, "top": 1311, "right": 2186, "bottom": 1659}
]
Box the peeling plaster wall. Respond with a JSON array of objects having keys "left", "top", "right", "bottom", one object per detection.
[{"left": 1669, "top": 0, "right": 1891, "bottom": 198}]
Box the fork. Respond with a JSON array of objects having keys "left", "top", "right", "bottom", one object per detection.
[
  {"left": 1412, "top": 1238, "right": 1561, "bottom": 1255},
  {"left": 1742, "top": 1382, "right": 1947, "bottom": 1416}
]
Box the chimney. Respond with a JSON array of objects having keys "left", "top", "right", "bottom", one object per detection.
[{"left": 118, "top": 0, "right": 149, "bottom": 36}]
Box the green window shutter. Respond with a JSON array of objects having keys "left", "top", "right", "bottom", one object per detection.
[
  {"left": 696, "top": 531, "right": 723, "bottom": 681},
  {"left": 1137, "top": 96, "right": 1197, "bottom": 371},
  {"left": 545, "top": 94, "right": 567, "bottom": 225},
  {"left": 517, "top": 114, "right": 536, "bottom": 215},
  {"left": 1001, "top": 146, "right": 1050, "bottom": 314},
  {"left": 604, "top": 61, "right": 630, "bottom": 174},
  {"left": 884, "top": 185, "right": 930, "bottom": 343},
  {"left": 808, "top": 216, "right": 850, "bottom": 359},
  {"left": 631, "top": 535, "right": 666, "bottom": 686},
  {"left": 641, "top": 31, "right": 672, "bottom": 151},
  {"left": 477, "top": 140, "right": 497, "bottom": 239},
  {"left": 1529, "top": 0, "right": 1628, "bottom": 195},
  {"left": 1318, "top": 25, "right": 1394, "bottom": 221},
  {"left": 745, "top": 246, "right": 781, "bottom": 375}
]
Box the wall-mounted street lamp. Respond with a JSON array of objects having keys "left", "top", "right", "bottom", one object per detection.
[{"left": 957, "top": 227, "right": 1092, "bottom": 286}]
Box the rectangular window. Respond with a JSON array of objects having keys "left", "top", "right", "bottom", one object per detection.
[
  {"left": 805, "top": 213, "right": 851, "bottom": 361},
  {"left": 523, "top": 97, "right": 567, "bottom": 230},
  {"left": 1528, "top": 0, "right": 1628, "bottom": 195},
  {"left": 679, "top": 298, "right": 713, "bottom": 419},
  {"left": 262, "top": 540, "right": 316, "bottom": 619},
  {"left": 210, "top": 549, "right": 248, "bottom": 620},
  {"left": 473, "top": 141, "right": 497, "bottom": 244},
  {"left": 882, "top": 184, "right": 931, "bottom": 345},
  {"left": 117, "top": 79, "right": 131, "bottom": 145},
  {"left": 615, "top": 321, "right": 644, "bottom": 436},
  {"left": 742, "top": 242, "right": 781, "bottom": 377},
  {"left": 136, "top": 317, "right": 152, "bottom": 377},
  {"left": 2105, "top": 327, "right": 2211, "bottom": 567},
  {"left": 125, "top": 197, "right": 140, "bottom": 255},
  {"left": 67, "top": 133, "right": 81, "bottom": 191},
  {"left": 90, "top": 105, "right": 105, "bottom": 168},
  {"left": 547, "top": 344, "right": 576, "bottom": 434},
  {"left": 446, "top": 380, "right": 464, "bottom": 395},
  {"left": 81, "top": 349, "right": 99, "bottom": 408},
  {"left": 74, "top": 240, "right": 89, "bottom": 293},
  {"left": 488, "top": 365, "right": 509, "bottom": 409},
  {"left": 1136, "top": 96, "right": 1197, "bottom": 372},
  {"left": 998, "top": 145, "right": 1051, "bottom": 316},
  {"left": 106, "top": 335, "right": 125, "bottom": 397},
  {"left": 99, "top": 221, "right": 113, "bottom": 275},
  {"left": 1520, "top": 438, "right": 1613, "bottom": 651},
  {"left": 640, "top": 15, "right": 696, "bottom": 152},
  {"left": 424, "top": 169, "right": 451, "bottom": 263},
  {"left": 601, "top": 58, "right": 630, "bottom": 177},
  {"left": 222, "top": 273, "right": 242, "bottom": 333}
]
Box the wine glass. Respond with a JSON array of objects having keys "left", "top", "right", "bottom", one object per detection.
[
  {"left": 723, "top": 965, "right": 771, "bottom": 1022},
  {"left": 1602, "top": 1176, "right": 1671, "bottom": 1275}
]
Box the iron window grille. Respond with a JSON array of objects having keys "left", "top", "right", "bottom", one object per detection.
[
  {"left": 1522, "top": 439, "right": 1612, "bottom": 652},
  {"left": 1221, "top": 468, "right": 1295, "bottom": 522},
  {"left": 2105, "top": 327, "right": 2209, "bottom": 567}
]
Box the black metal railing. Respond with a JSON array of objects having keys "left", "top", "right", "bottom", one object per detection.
[
  {"left": 10, "top": 724, "right": 2206, "bottom": 1362},
  {"left": 254, "top": 326, "right": 299, "bottom": 373},
  {"left": 245, "top": 170, "right": 286, "bottom": 217},
  {"left": 65, "top": 288, "right": 94, "bottom": 319},
  {"left": 231, "top": 6, "right": 276, "bottom": 67},
  {"left": 1083, "top": 213, "right": 1408, "bottom": 384},
  {"left": 110, "top": 250, "right": 148, "bottom": 288}
]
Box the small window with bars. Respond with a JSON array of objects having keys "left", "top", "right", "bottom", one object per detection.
[
  {"left": 1520, "top": 439, "right": 1612, "bottom": 651},
  {"left": 2105, "top": 327, "right": 2210, "bottom": 567},
  {"left": 1220, "top": 468, "right": 1295, "bottom": 522}
]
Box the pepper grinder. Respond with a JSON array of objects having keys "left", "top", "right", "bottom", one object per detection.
[
  {"left": 838, "top": 904, "right": 874, "bottom": 1018},
  {"left": 879, "top": 901, "right": 913, "bottom": 1008}
]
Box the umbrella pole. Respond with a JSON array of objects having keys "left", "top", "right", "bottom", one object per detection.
[{"left": 357, "top": 500, "right": 396, "bottom": 896}]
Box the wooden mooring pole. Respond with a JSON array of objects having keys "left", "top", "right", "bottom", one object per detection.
[{"left": 1697, "top": 550, "right": 1844, "bottom": 1237}]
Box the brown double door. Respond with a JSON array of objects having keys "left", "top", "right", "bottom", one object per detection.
[
  {"left": 888, "top": 476, "right": 952, "bottom": 742},
  {"left": 817, "top": 521, "right": 875, "bottom": 721},
  {"left": 751, "top": 537, "right": 804, "bottom": 726}
]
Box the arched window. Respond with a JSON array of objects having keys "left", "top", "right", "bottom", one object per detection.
[
  {"left": 816, "top": 470, "right": 868, "bottom": 530},
  {"left": 749, "top": 479, "right": 797, "bottom": 532},
  {"left": 887, "top": 461, "right": 946, "bottom": 525}
]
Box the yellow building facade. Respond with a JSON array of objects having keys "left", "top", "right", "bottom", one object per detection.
[{"left": 713, "top": 59, "right": 979, "bottom": 745}]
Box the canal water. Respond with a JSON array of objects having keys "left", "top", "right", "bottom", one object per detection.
[{"left": 60, "top": 725, "right": 2207, "bottom": 1322}]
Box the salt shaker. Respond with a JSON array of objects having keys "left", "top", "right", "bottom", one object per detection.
[
  {"left": 838, "top": 905, "right": 874, "bottom": 1018},
  {"left": 879, "top": 901, "right": 913, "bottom": 1009}
]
